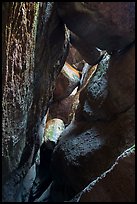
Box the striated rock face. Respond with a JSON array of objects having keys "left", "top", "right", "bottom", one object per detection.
[
  {"left": 2, "top": 1, "right": 39, "bottom": 191},
  {"left": 2, "top": 2, "right": 68, "bottom": 202}
]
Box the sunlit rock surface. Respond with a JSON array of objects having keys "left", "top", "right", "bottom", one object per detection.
[
  {"left": 44, "top": 118, "right": 65, "bottom": 143},
  {"left": 53, "top": 62, "right": 80, "bottom": 101}
]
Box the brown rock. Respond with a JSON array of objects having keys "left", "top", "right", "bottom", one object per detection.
[
  {"left": 57, "top": 2, "right": 135, "bottom": 53},
  {"left": 72, "top": 146, "right": 135, "bottom": 202},
  {"left": 50, "top": 44, "right": 135, "bottom": 201},
  {"left": 76, "top": 44, "right": 135, "bottom": 121},
  {"left": 2, "top": 2, "right": 69, "bottom": 202},
  {"left": 48, "top": 95, "right": 76, "bottom": 124},
  {"left": 70, "top": 32, "right": 103, "bottom": 65},
  {"left": 66, "top": 44, "right": 84, "bottom": 71},
  {"left": 53, "top": 62, "right": 80, "bottom": 101}
]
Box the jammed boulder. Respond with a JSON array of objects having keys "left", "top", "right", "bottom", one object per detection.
[
  {"left": 53, "top": 62, "right": 80, "bottom": 102},
  {"left": 50, "top": 104, "right": 135, "bottom": 201},
  {"left": 44, "top": 118, "right": 65, "bottom": 143},
  {"left": 76, "top": 44, "right": 135, "bottom": 121},
  {"left": 48, "top": 95, "right": 76, "bottom": 125},
  {"left": 66, "top": 44, "right": 85, "bottom": 72}
]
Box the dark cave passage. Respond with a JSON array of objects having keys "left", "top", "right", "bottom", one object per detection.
[{"left": 2, "top": 2, "right": 135, "bottom": 202}]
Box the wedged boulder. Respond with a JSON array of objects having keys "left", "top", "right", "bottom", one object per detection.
[
  {"left": 57, "top": 2, "right": 135, "bottom": 53},
  {"left": 53, "top": 62, "right": 80, "bottom": 101},
  {"left": 66, "top": 44, "right": 85, "bottom": 72},
  {"left": 71, "top": 145, "right": 135, "bottom": 202},
  {"left": 48, "top": 95, "right": 76, "bottom": 125},
  {"left": 2, "top": 2, "right": 69, "bottom": 202},
  {"left": 44, "top": 118, "right": 65, "bottom": 143}
]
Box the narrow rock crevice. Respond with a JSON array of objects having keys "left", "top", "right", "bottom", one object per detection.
[{"left": 2, "top": 2, "right": 135, "bottom": 202}]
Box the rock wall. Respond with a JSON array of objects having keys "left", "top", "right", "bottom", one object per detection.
[
  {"left": 71, "top": 145, "right": 135, "bottom": 202},
  {"left": 49, "top": 2, "right": 135, "bottom": 202},
  {"left": 50, "top": 49, "right": 135, "bottom": 201},
  {"left": 2, "top": 2, "right": 135, "bottom": 202},
  {"left": 2, "top": 2, "right": 68, "bottom": 202}
]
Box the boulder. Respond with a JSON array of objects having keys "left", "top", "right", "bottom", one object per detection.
[
  {"left": 76, "top": 44, "right": 135, "bottom": 121},
  {"left": 49, "top": 44, "right": 135, "bottom": 201},
  {"left": 66, "top": 44, "right": 84, "bottom": 72},
  {"left": 48, "top": 95, "right": 76, "bottom": 125},
  {"left": 44, "top": 118, "right": 65, "bottom": 143},
  {"left": 70, "top": 32, "right": 103, "bottom": 65},
  {"left": 53, "top": 62, "right": 80, "bottom": 101},
  {"left": 50, "top": 104, "right": 135, "bottom": 201},
  {"left": 57, "top": 2, "right": 135, "bottom": 53}
]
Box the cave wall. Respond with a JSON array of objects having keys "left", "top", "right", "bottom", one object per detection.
[
  {"left": 49, "top": 2, "right": 135, "bottom": 202},
  {"left": 2, "top": 2, "right": 135, "bottom": 202},
  {"left": 2, "top": 2, "right": 68, "bottom": 201}
]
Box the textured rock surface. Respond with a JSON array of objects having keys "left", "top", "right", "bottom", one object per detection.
[
  {"left": 57, "top": 2, "right": 135, "bottom": 53},
  {"left": 71, "top": 146, "right": 135, "bottom": 202},
  {"left": 50, "top": 105, "right": 135, "bottom": 201},
  {"left": 2, "top": 2, "right": 135, "bottom": 202},
  {"left": 2, "top": 1, "right": 39, "bottom": 192},
  {"left": 76, "top": 44, "right": 135, "bottom": 121},
  {"left": 50, "top": 45, "right": 135, "bottom": 201},
  {"left": 2, "top": 2, "right": 68, "bottom": 202}
]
